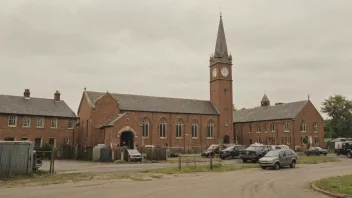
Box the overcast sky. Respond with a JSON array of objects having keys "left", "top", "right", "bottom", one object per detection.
[{"left": 1, "top": 0, "right": 351, "bottom": 118}]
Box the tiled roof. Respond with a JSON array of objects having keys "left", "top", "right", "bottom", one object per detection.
[
  {"left": 0, "top": 94, "right": 77, "bottom": 118},
  {"left": 86, "top": 91, "right": 219, "bottom": 115},
  {"left": 233, "top": 100, "right": 308, "bottom": 123}
]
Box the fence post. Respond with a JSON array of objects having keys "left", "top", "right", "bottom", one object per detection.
[
  {"left": 210, "top": 154, "right": 213, "bottom": 170},
  {"left": 52, "top": 150, "right": 55, "bottom": 174},
  {"left": 194, "top": 156, "right": 196, "bottom": 169},
  {"left": 178, "top": 155, "right": 181, "bottom": 171}
]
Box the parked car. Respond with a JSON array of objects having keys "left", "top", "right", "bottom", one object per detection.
[
  {"left": 201, "top": 144, "right": 227, "bottom": 158},
  {"left": 127, "top": 149, "right": 142, "bottom": 162},
  {"left": 259, "top": 149, "right": 298, "bottom": 170},
  {"left": 270, "top": 145, "right": 290, "bottom": 150},
  {"left": 304, "top": 147, "right": 328, "bottom": 156},
  {"left": 219, "top": 145, "right": 247, "bottom": 160},
  {"left": 335, "top": 142, "right": 352, "bottom": 158},
  {"left": 240, "top": 145, "right": 272, "bottom": 163}
]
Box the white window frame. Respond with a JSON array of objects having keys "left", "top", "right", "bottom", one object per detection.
[
  {"left": 67, "top": 119, "right": 74, "bottom": 129},
  {"left": 8, "top": 115, "right": 17, "bottom": 127},
  {"left": 284, "top": 122, "right": 289, "bottom": 132},
  {"left": 22, "top": 116, "right": 31, "bottom": 127},
  {"left": 176, "top": 119, "right": 183, "bottom": 139},
  {"left": 51, "top": 118, "right": 58, "bottom": 128},
  {"left": 270, "top": 123, "right": 275, "bottom": 132},
  {"left": 191, "top": 120, "right": 198, "bottom": 139},
  {"left": 63, "top": 137, "right": 69, "bottom": 144},
  {"left": 300, "top": 120, "right": 306, "bottom": 132},
  {"left": 264, "top": 124, "right": 267, "bottom": 133},
  {"left": 314, "top": 137, "right": 319, "bottom": 145},
  {"left": 142, "top": 119, "right": 149, "bottom": 138},
  {"left": 287, "top": 137, "right": 292, "bottom": 145},
  {"left": 48, "top": 138, "right": 56, "bottom": 148},
  {"left": 256, "top": 124, "right": 261, "bottom": 133},
  {"left": 313, "top": 122, "right": 318, "bottom": 133},
  {"left": 159, "top": 119, "right": 167, "bottom": 139},
  {"left": 37, "top": 117, "right": 45, "bottom": 128},
  {"left": 207, "top": 121, "right": 214, "bottom": 139}
]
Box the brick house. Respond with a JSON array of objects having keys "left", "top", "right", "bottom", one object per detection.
[
  {"left": 233, "top": 94, "right": 324, "bottom": 150},
  {"left": 76, "top": 16, "right": 234, "bottom": 151},
  {"left": 0, "top": 89, "right": 78, "bottom": 149}
]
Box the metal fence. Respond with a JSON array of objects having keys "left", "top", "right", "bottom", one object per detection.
[
  {"left": 177, "top": 154, "right": 222, "bottom": 171},
  {"left": 0, "top": 141, "right": 34, "bottom": 178}
]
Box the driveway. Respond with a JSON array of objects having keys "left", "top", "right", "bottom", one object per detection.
[{"left": 2, "top": 158, "right": 351, "bottom": 198}]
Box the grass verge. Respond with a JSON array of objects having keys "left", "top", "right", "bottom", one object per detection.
[
  {"left": 0, "top": 171, "right": 150, "bottom": 189},
  {"left": 140, "top": 163, "right": 259, "bottom": 174},
  {"left": 314, "top": 175, "right": 352, "bottom": 197},
  {"left": 298, "top": 156, "right": 340, "bottom": 164}
]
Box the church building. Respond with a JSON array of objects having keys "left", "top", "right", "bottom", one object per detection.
[{"left": 76, "top": 16, "right": 234, "bottom": 152}]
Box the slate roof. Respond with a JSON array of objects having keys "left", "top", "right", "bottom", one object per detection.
[
  {"left": 233, "top": 100, "right": 308, "bottom": 123},
  {"left": 214, "top": 16, "right": 228, "bottom": 58},
  {"left": 85, "top": 91, "right": 219, "bottom": 115},
  {"left": 0, "top": 94, "right": 77, "bottom": 118}
]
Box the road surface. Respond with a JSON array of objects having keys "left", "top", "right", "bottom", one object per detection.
[{"left": 1, "top": 158, "right": 351, "bottom": 198}]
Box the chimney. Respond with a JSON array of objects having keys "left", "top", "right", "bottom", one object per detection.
[
  {"left": 24, "top": 89, "right": 30, "bottom": 98},
  {"left": 54, "top": 90, "right": 61, "bottom": 101}
]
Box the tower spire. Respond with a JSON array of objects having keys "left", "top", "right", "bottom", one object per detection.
[{"left": 211, "top": 15, "right": 232, "bottom": 65}]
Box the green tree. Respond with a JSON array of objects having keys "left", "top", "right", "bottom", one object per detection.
[{"left": 321, "top": 95, "right": 352, "bottom": 138}]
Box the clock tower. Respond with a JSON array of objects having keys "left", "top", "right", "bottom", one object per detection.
[{"left": 210, "top": 15, "right": 233, "bottom": 144}]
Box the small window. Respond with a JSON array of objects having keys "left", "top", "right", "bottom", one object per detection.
[
  {"left": 191, "top": 120, "right": 198, "bottom": 138},
  {"left": 270, "top": 123, "right": 275, "bottom": 132},
  {"left": 8, "top": 115, "right": 17, "bottom": 126},
  {"left": 23, "top": 116, "right": 31, "bottom": 127},
  {"left": 34, "top": 138, "right": 42, "bottom": 148},
  {"left": 264, "top": 124, "right": 267, "bottom": 132},
  {"left": 142, "top": 119, "right": 149, "bottom": 137},
  {"left": 249, "top": 124, "right": 252, "bottom": 133},
  {"left": 256, "top": 124, "right": 261, "bottom": 133},
  {"left": 284, "top": 122, "right": 289, "bottom": 132},
  {"left": 314, "top": 137, "right": 319, "bottom": 145},
  {"left": 313, "top": 122, "right": 318, "bottom": 133},
  {"left": 249, "top": 138, "right": 252, "bottom": 145},
  {"left": 63, "top": 138, "right": 69, "bottom": 144},
  {"left": 224, "top": 89, "right": 228, "bottom": 94},
  {"left": 300, "top": 120, "right": 306, "bottom": 132},
  {"left": 68, "top": 119, "right": 74, "bottom": 129},
  {"left": 4, "top": 137, "right": 15, "bottom": 141},
  {"left": 176, "top": 119, "right": 183, "bottom": 138},
  {"left": 159, "top": 119, "right": 167, "bottom": 138},
  {"left": 51, "top": 118, "right": 58, "bottom": 128},
  {"left": 207, "top": 121, "right": 214, "bottom": 138},
  {"left": 21, "top": 137, "right": 29, "bottom": 141},
  {"left": 225, "top": 120, "right": 228, "bottom": 127},
  {"left": 49, "top": 138, "right": 56, "bottom": 147},
  {"left": 37, "top": 117, "right": 44, "bottom": 128}
]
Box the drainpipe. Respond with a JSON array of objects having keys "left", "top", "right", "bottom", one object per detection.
[{"left": 292, "top": 119, "right": 295, "bottom": 149}]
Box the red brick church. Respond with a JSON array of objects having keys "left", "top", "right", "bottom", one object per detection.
[{"left": 76, "top": 16, "right": 234, "bottom": 151}]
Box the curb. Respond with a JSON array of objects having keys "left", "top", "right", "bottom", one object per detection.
[{"left": 310, "top": 182, "right": 349, "bottom": 198}]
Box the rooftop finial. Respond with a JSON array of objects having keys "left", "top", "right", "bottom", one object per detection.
[
  {"left": 308, "top": 94, "right": 310, "bottom": 100},
  {"left": 84, "top": 86, "right": 86, "bottom": 91}
]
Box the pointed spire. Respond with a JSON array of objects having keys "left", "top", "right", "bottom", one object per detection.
[
  {"left": 261, "top": 94, "right": 270, "bottom": 107},
  {"left": 211, "top": 15, "right": 232, "bottom": 65}
]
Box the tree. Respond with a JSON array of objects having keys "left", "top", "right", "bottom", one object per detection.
[{"left": 321, "top": 95, "right": 352, "bottom": 138}]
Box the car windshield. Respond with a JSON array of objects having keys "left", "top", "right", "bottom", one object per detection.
[
  {"left": 246, "top": 146, "right": 263, "bottom": 150},
  {"left": 224, "top": 146, "right": 235, "bottom": 151},
  {"left": 264, "top": 150, "right": 280, "bottom": 157},
  {"left": 207, "top": 145, "right": 218, "bottom": 150},
  {"left": 128, "top": 150, "right": 140, "bottom": 155},
  {"left": 315, "top": 147, "right": 322, "bottom": 149}
]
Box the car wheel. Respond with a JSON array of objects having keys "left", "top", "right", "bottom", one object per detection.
[
  {"left": 290, "top": 160, "right": 296, "bottom": 168},
  {"left": 274, "top": 162, "right": 280, "bottom": 170},
  {"left": 242, "top": 159, "right": 247, "bottom": 163},
  {"left": 347, "top": 151, "right": 352, "bottom": 158},
  {"left": 261, "top": 166, "right": 266, "bottom": 170},
  {"left": 324, "top": 153, "right": 327, "bottom": 156}
]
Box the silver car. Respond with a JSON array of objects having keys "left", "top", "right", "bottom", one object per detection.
[{"left": 259, "top": 149, "right": 298, "bottom": 170}]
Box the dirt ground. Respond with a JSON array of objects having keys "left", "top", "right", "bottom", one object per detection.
[{"left": 1, "top": 157, "right": 351, "bottom": 198}]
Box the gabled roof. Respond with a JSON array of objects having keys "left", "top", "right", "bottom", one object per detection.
[
  {"left": 233, "top": 100, "right": 308, "bottom": 123},
  {"left": 0, "top": 94, "right": 77, "bottom": 118},
  {"left": 85, "top": 91, "right": 219, "bottom": 115}
]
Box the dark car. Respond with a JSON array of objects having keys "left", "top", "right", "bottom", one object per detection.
[
  {"left": 220, "top": 145, "right": 246, "bottom": 160},
  {"left": 240, "top": 145, "right": 272, "bottom": 163},
  {"left": 304, "top": 147, "right": 328, "bottom": 156},
  {"left": 201, "top": 144, "right": 227, "bottom": 158}
]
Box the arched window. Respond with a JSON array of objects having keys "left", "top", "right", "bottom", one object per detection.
[
  {"left": 159, "top": 119, "right": 166, "bottom": 138},
  {"left": 249, "top": 124, "right": 252, "bottom": 133},
  {"left": 300, "top": 120, "right": 306, "bottom": 132},
  {"left": 207, "top": 121, "right": 214, "bottom": 138},
  {"left": 142, "top": 119, "right": 149, "bottom": 137},
  {"left": 284, "top": 122, "right": 289, "bottom": 132},
  {"left": 270, "top": 123, "right": 275, "bottom": 132},
  {"left": 191, "top": 120, "right": 198, "bottom": 138},
  {"left": 176, "top": 119, "right": 183, "bottom": 138},
  {"left": 313, "top": 121, "right": 318, "bottom": 133},
  {"left": 256, "top": 124, "right": 261, "bottom": 133}
]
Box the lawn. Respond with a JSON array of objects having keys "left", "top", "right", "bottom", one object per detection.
[
  {"left": 141, "top": 163, "right": 259, "bottom": 174},
  {"left": 314, "top": 175, "right": 352, "bottom": 197},
  {"left": 167, "top": 155, "right": 214, "bottom": 163},
  {"left": 298, "top": 156, "right": 340, "bottom": 164}
]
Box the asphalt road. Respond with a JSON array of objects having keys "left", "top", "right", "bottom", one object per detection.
[{"left": 1, "top": 157, "right": 351, "bottom": 198}]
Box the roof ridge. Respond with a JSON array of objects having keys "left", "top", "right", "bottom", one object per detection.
[
  {"left": 0, "top": 94, "right": 59, "bottom": 101},
  {"left": 235, "top": 100, "right": 308, "bottom": 111},
  {"left": 86, "top": 91, "right": 211, "bottom": 102}
]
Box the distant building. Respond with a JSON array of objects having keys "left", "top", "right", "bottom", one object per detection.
[
  {"left": 233, "top": 94, "right": 324, "bottom": 149},
  {"left": 76, "top": 16, "right": 234, "bottom": 151},
  {"left": 0, "top": 89, "right": 78, "bottom": 149}
]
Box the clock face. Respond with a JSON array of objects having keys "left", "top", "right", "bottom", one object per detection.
[
  {"left": 221, "top": 67, "right": 229, "bottom": 77},
  {"left": 212, "top": 68, "right": 217, "bottom": 77}
]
